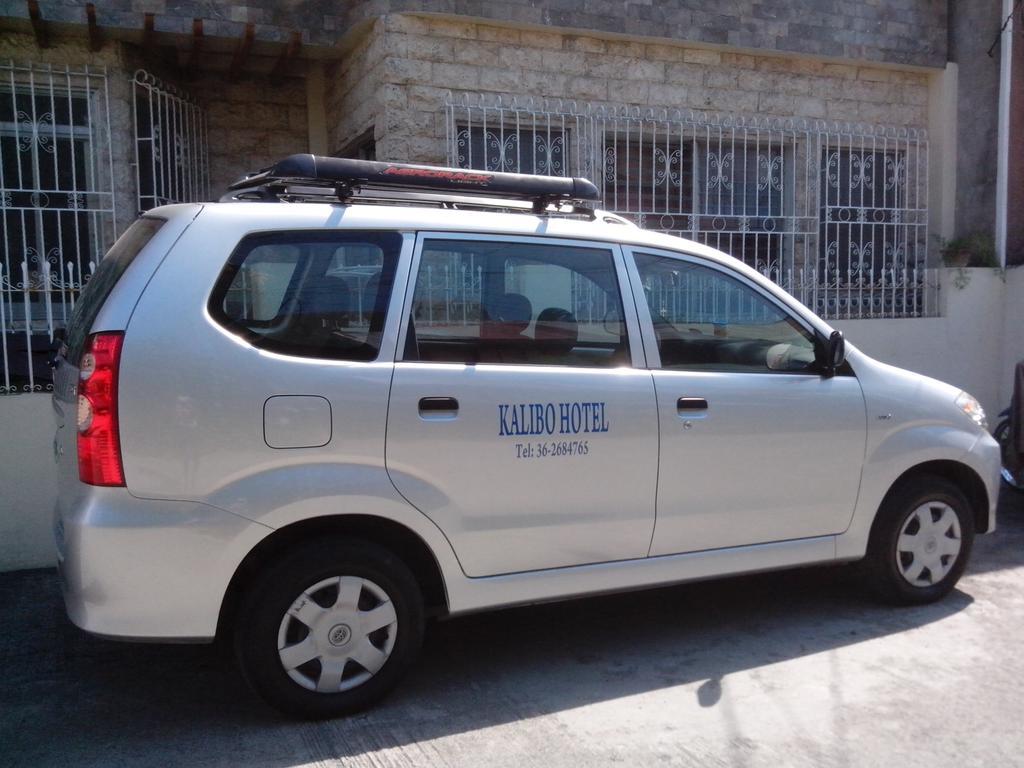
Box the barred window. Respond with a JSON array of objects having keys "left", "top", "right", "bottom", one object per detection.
[
  {"left": 445, "top": 95, "right": 931, "bottom": 319},
  {"left": 1, "top": 62, "right": 115, "bottom": 394},
  {"left": 602, "top": 137, "right": 694, "bottom": 217},
  {"left": 819, "top": 148, "right": 907, "bottom": 275},
  {"left": 454, "top": 126, "right": 565, "bottom": 176},
  {"left": 133, "top": 70, "right": 209, "bottom": 211}
]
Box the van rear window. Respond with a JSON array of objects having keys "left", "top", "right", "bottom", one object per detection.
[
  {"left": 209, "top": 230, "right": 402, "bottom": 362},
  {"left": 65, "top": 217, "right": 165, "bottom": 362}
]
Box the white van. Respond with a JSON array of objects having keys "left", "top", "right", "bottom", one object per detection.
[{"left": 53, "top": 155, "right": 1001, "bottom": 718}]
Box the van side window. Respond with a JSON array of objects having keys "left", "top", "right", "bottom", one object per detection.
[
  {"left": 404, "top": 239, "right": 629, "bottom": 367},
  {"left": 210, "top": 231, "right": 401, "bottom": 362},
  {"left": 633, "top": 252, "right": 817, "bottom": 373}
]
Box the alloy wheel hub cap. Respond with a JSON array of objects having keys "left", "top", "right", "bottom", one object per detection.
[
  {"left": 276, "top": 576, "right": 398, "bottom": 694},
  {"left": 896, "top": 501, "right": 962, "bottom": 588}
]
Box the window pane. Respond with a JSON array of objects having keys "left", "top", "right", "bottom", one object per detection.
[
  {"left": 696, "top": 144, "right": 788, "bottom": 272},
  {"left": 224, "top": 245, "right": 300, "bottom": 322},
  {"left": 819, "top": 148, "right": 907, "bottom": 277},
  {"left": 408, "top": 239, "right": 629, "bottom": 367},
  {"left": 602, "top": 137, "right": 694, "bottom": 220},
  {"left": 454, "top": 127, "right": 565, "bottom": 175},
  {"left": 634, "top": 252, "right": 816, "bottom": 373},
  {"left": 211, "top": 231, "right": 401, "bottom": 362},
  {"left": 700, "top": 145, "right": 784, "bottom": 217},
  {"left": 133, "top": 72, "right": 208, "bottom": 210}
]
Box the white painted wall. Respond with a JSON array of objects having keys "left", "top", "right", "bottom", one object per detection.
[
  {"left": 835, "top": 268, "right": 1017, "bottom": 419},
  {"left": 0, "top": 394, "right": 57, "bottom": 571},
  {"left": 0, "top": 266, "right": 1021, "bottom": 573}
]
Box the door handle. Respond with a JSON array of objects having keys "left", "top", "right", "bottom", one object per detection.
[
  {"left": 676, "top": 397, "right": 708, "bottom": 411},
  {"left": 418, "top": 396, "right": 459, "bottom": 414}
]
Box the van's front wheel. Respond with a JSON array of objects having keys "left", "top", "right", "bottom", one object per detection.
[
  {"left": 234, "top": 538, "right": 424, "bottom": 719},
  {"left": 865, "top": 475, "right": 975, "bottom": 605}
]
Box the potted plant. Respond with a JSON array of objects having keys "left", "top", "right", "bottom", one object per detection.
[{"left": 939, "top": 232, "right": 998, "bottom": 268}]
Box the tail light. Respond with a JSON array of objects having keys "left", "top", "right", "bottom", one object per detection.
[{"left": 77, "top": 332, "right": 125, "bottom": 486}]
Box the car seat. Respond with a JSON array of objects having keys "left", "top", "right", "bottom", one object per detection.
[
  {"left": 296, "top": 276, "right": 353, "bottom": 342},
  {"left": 481, "top": 292, "right": 532, "bottom": 339},
  {"left": 535, "top": 307, "right": 578, "bottom": 362}
]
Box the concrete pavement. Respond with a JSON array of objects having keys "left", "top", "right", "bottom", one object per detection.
[{"left": 1, "top": 488, "right": 1022, "bottom": 767}]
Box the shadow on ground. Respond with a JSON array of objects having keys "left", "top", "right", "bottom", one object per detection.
[{"left": 0, "top": 488, "right": 1020, "bottom": 767}]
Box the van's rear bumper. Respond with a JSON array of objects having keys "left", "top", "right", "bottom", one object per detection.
[{"left": 55, "top": 487, "right": 271, "bottom": 641}]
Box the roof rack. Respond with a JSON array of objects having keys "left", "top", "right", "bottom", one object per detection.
[{"left": 224, "top": 154, "right": 602, "bottom": 215}]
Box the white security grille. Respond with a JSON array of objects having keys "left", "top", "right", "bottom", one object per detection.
[
  {"left": 1, "top": 61, "right": 116, "bottom": 394},
  {"left": 133, "top": 70, "right": 209, "bottom": 211},
  {"left": 445, "top": 94, "right": 934, "bottom": 319}
]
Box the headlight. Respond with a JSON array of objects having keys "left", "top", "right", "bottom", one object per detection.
[{"left": 955, "top": 391, "right": 987, "bottom": 429}]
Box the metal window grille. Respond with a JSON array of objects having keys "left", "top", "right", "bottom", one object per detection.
[
  {"left": 133, "top": 70, "right": 209, "bottom": 211},
  {"left": 453, "top": 125, "right": 566, "bottom": 176},
  {"left": 445, "top": 94, "right": 934, "bottom": 320},
  {"left": 1, "top": 61, "right": 116, "bottom": 394}
]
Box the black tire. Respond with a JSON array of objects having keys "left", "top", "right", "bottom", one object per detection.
[
  {"left": 234, "top": 537, "right": 424, "bottom": 719},
  {"left": 994, "top": 418, "right": 1008, "bottom": 447},
  {"left": 864, "top": 474, "right": 975, "bottom": 605},
  {"left": 994, "top": 419, "right": 1024, "bottom": 492}
]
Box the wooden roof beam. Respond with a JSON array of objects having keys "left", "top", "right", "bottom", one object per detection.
[
  {"left": 185, "top": 18, "right": 203, "bottom": 74},
  {"left": 270, "top": 31, "right": 301, "bottom": 83},
  {"left": 141, "top": 12, "right": 155, "bottom": 51},
  {"left": 27, "top": 0, "right": 49, "bottom": 49},
  {"left": 228, "top": 23, "right": 255, "bottom": 82},
  {"left": 86, "top": 3, "right": 102, "bottom": 52}
]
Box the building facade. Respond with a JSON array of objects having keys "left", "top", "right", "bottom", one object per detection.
[
  {"left": 1, "top": 2, "right": 1017, "bottom": 392},
  {"left": 0, "top": 1, "right": 1021, "bottom": 570}
]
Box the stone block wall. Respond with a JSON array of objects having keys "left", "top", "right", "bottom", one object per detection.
[
  {"left": 359, "top": 14, "right": 931, "bottom": 166},
  {"left": 325, "top": 18, "right": 388, "bottom": 156},
  {"left": 11, "top": 1, "right": 949, "bottom": 69},
  {"left": 197, "top": 74, "right": 309, "bottom": 195},
  {"left": 342, "top": 0, "right": 948, "bottom": 69}
]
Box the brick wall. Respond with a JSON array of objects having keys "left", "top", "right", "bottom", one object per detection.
[{"left": 362, "top": 15, "right": 930, "bottom": 165}]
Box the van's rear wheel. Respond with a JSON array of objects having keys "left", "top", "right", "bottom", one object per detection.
[
  {"left": 234, "top": 538, "right": 423, "bottom": 719},
  {"left": 865, "top": 475, "right": 975, "bottom": 604}
]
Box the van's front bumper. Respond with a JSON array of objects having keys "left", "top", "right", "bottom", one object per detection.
[{"left": 55, "top": 487, "right": 271, "bottom": 641}]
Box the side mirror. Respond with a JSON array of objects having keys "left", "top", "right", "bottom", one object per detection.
[{"left": 820, "top": 330, "right": 845, "bottom": 378}]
